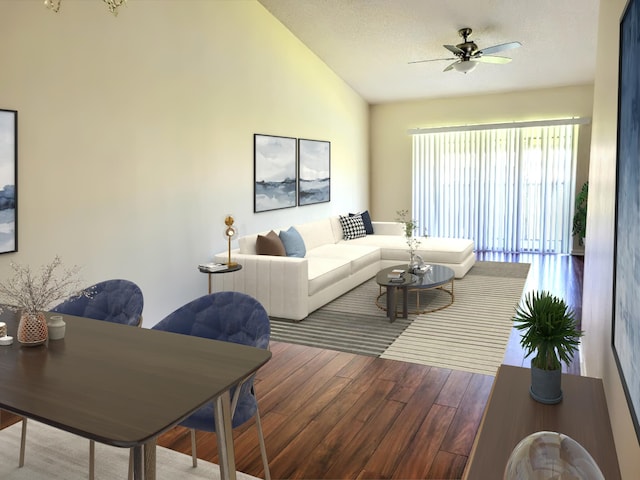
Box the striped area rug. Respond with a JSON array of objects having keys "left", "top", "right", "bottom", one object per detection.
[{"left": 270, "top": 261, "right": 530, "bottom": 375}]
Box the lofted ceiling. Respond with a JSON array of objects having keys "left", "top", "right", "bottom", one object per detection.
[{"left": 258, "top": 0, "right": 600, "bottom": 104}]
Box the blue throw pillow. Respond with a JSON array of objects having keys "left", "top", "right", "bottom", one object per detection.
[{"left": 279, "top": 226, "right": 306, "bottom": 257}]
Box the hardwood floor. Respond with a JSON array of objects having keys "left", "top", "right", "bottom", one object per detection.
[
  {"left": 156, "top": 253, "right": 585, "bottom": 479},
  {"left": 482, "top": 252, "right": 584, "bottom": 375},
  {"left": 0, "top": 253, "right": 584, "bottom": 479}
]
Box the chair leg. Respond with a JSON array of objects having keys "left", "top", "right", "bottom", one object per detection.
[
  {"left": 254, "top": 406, "right": 271, "bottom": 480},
  {"left": 89, "top": 440, "right": 95, "bottom": 480},
  {"left": 19, "top": 417, "right": 27, "bottom": 467},
  {"left": 190, "top": 428, "right": 198, "bottom": 467}
]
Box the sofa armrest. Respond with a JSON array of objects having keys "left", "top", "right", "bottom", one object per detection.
[
  {"left": 372, "top": 221, "right": 403, "bottom": 236},
  {"left": 212, "top": 251, "right": 310, "bottom": 320}
]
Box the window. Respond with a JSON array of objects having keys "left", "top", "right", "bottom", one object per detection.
[{"left": 412, "top": 123, "right": 578, "bottom": 253}]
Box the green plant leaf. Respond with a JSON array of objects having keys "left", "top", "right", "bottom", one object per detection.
[{"left": 513, "top": 290, "right": 583, "bottom": 370}]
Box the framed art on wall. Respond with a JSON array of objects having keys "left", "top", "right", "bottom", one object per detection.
[
  {"left": 297, "top": 138, "right": 330, "bottom": 206},
  {"left": 254, "top": 134, "right": 297, "bottom": 213},
  {"left": 0, "top": 109, "right": 17, "bottom": 254},
  {"left": 612, "top": 0, "right": 640, "bottom": 445}
]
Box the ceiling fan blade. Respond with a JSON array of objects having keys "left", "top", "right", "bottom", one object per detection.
[
  {"left": 408, "top": 57, "right": 457, "bottom": 65},
  {"left": 443, "top": 60, "right": 460, "bottom": 72},
  {"left": 478, "top": 41, "right": 522, "bottom": 56},
  {"left": 443, "top": 44, "right": 464, "bottom": 55},
  {"left": 475, "top": 55, "right": 512, "bottom": 64}
]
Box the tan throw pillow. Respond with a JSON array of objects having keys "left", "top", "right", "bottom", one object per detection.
[{"left": 256, "top": 230, "right": 286, "bottom": 256}]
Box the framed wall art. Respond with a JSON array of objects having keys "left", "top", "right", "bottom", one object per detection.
[
  {"left": 612, "top": 0, "right": 640, "bottom": 445},
  {"left": 297, "top": 138, "right": 330, "bottom": 206},
  {"left": 0, "top": 109, "right": 17, "bottom": 254},
  {"left": 254, "top": 134, "right": 297, "bottom": 213}
]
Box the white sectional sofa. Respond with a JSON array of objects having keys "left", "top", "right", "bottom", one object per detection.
[{"left": 212, "top": 216, "right": 475, "bottom": 321}]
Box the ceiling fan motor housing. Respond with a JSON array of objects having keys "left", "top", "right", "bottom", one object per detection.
[{"left": 456, "top": 28, "right": 478, "bottom": 59}]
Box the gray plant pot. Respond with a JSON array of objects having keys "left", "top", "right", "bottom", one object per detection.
[{"left": 530, "top": 364, "right": 563, "bottom": 404}]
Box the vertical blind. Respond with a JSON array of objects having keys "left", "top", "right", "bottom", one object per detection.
[{"left": 412, "top": 124, "right": 578, "bottom": 253}]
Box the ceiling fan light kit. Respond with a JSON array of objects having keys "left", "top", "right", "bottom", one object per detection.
[
  {"left": 453, "top": 60, "right": 478, "bottom": 73},
  {"left": 410, "top": 27, "right": 522, "bottom": 74}
]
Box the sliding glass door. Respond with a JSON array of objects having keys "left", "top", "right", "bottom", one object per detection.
[{"left": 412, "top": 124, "right": 578, "bottom": 253}]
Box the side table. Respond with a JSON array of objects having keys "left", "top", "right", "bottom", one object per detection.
[{"left": 198, "top": 264, "right": 242, "bottom": 294}]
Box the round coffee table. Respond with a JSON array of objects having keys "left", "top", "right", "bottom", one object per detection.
[
  {"left": 375, "top": 266, "right": 417, "bottom": 322},
  {"left": 409, "top": 264, "right": 455, "bottom": 313}
]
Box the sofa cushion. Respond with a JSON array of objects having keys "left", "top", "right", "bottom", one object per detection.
[
  {"left": 350, "top": 210, "right": 374, "bottom": 234},
  {"left": 306, "top": 244, "right": 380, "bottom": 274},
  {"left": 329, "top": 216, "right": 344, "bottom": 243},
  {"left": 307, "top": 257, "right": 351, "bottom": 296},
  {"left": 294, "top": 218, "right": 336, "bottom": 250},
  {"left": 238, "top": 233, "right": 259, "bottom": 255},
  {"left": 256, "top": 230, "right": 286, "bottom": 256},
  {"left": 344, "top": 235, "right": 474, "bottom": 264},
  {"left": 339, "top": 215, "right": 367, "bottom": 240},
  {"left": 279, "top": 226, "right": 306, "bottom": 258}
]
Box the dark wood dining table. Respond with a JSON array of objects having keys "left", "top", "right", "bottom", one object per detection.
[{"left": 0, "top": 310, "right": 271, "bottom": 480}]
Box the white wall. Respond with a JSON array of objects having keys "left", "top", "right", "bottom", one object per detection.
[
  {"left": 369, "top": 85, "right": 594, "bottom": 239},
  {"left": 583, "top": 0, "right": 640, "bottom": 477},
  {"left": 0, "top": 0, "right": 369, "bottom": 325}
]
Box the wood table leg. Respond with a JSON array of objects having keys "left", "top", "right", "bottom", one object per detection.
[
  {"left": 386, "top": 285, "right": 397, "bottom": 322},
  {"left": 144, "top": 440, "right": 156, "bottom": 480},
  {"left": 401, "top": 285, "right": 409, "bottom": 318},
  {"left": 132, "top": 445, "right": 143, "bottom": 480},
  {"left": 213, "top": 390, "right": 237, "bottom": 480}
]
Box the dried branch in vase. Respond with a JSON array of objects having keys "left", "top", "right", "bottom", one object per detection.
[{"left": 0, "top": 256, "right": 91, "bottom": 315}]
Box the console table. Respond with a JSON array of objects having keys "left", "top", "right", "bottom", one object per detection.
[{"left": 463, "top": 364, "right": 621, "bottom": 479}]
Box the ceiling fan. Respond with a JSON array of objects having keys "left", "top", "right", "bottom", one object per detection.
[{"left": 410, "top": 27, "right": 522, "bottom": 73}]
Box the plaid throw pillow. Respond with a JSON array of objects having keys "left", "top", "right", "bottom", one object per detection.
[{"left": 339, "top": 214, "right": 367, "bottom": 240}]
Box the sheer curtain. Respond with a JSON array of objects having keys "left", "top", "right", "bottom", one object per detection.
[{"left": 412, "top": 124, "right": 578, "bottom": 253}]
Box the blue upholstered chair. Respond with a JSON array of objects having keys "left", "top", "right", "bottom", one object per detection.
[
  {"left": 152, "top": 291, "right": 271, "bottom": 480},
  {"left": 18, "top": 279, "right": 144, "bottom": 480},
  {"left": 51, "top": 278, "right": 144, "bottom": 326}
]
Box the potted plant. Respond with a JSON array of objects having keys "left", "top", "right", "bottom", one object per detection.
[
  {"left": 0, "top": 256, "right": 87, "bottom": 345},
  {"left": 572, "top": 181, "right": 588, "bottom": 247},
  {"left": 396, "top": 209, "right": 426, "bottom": 271},
  {"left": 512, "top": 290, "right": 583, "bottom": 404}
]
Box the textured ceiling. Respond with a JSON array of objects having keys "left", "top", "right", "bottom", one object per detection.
[{"left": 258, "top": 0, "right": 600, "bottom": 104}]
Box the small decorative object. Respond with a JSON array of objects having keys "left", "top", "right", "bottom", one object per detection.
[
  {"left": 18, "top": 312, "right": 49, "bottom": 346},
  {"left": 0, "top": 256, "right": 87, "bottom": 347},
  {"left": 409, "top": 253, "right": 425, "bottom": 274},
  {"left": 396, "top": 209, "right": 426, "bottom": 268},
  {"left": 0, "top": 320, "right": 12, "bottom": 346},
  {"left": 224, "top": 215, "right": 238, "bottom": 267},
  {"left": 513, "top": 291, "right": 583, "bottom": 404},
  {"left": 504, "top": 431, "right": 604, "bottom": 480},
  {"left": 47, "top": 315, "right": 66, "bottom": 340}
]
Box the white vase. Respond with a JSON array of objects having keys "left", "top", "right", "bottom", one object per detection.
[{"left": 47, "top": 315, "right": 66, "bottom": 340}]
